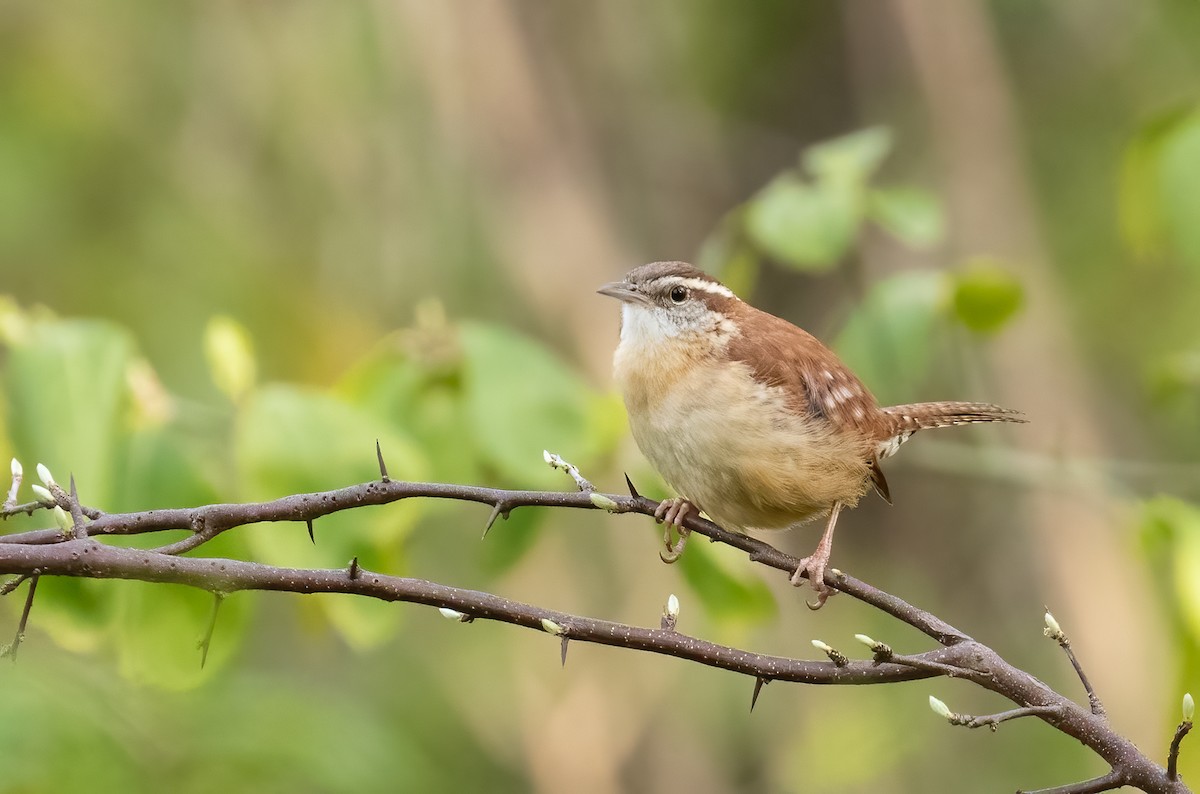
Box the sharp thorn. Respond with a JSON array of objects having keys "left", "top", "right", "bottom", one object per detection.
[
  {"left": 751, "top": 677, "right": 768, "bottom": 712},
  {"left": 375, "top": 439, "right": 390, "bottom": 483},
  {"left": 560, "top": 636, "right": 569, "bottom": 667},
  {"left": 348, "top": 556, "right": 360, "bottom": 580},
  {"left": 623, "top": 472, "right": 640, "bottom": 499},
  {"left": 69, "top": 474, "right": 78, "bottom": 502},
  {"left": 198, "top": 592, "right": 224, "bottom": 669},
  {"left": 482, "top": 503, "right": 507, "bottom": 539},
  {"left": 306, "top": 519, "right": 315, "bottom": 544}
]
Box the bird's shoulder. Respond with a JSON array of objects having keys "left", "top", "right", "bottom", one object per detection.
[{"left": 724, "top": 304, "right": 882, "bottom": 438}]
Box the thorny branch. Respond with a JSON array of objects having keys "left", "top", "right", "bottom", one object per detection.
[{"left": 0, "top": 455, "right": 1191, "bottom": 793}]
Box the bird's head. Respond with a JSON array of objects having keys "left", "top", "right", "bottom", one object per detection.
[{"left": 598, "top": 261, "right": 741, "bottom": 348}]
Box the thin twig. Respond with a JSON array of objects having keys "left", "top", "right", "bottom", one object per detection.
[
  {"left": 68, "top": 475, "right": 88, "bottom": 541},
  {"left": 1169, "top": 720, "right": 1193, "bottom": 781},
  {"left": 1018, "top": 768, "right": 1125, "bottom": 794},
  {"left": 543, "top": 451, "right": 594, "bottom": 492},
  {"left": 951, "top": 705, "right": 1062, "bottom": 730},
  {"left": 1, "top": 574, "right": 39, "bottom": 661},
  {"left": 1045, "top": 609, "right": 1106, "bottom": 718}
]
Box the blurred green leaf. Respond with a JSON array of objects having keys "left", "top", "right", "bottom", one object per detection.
[
  {"left": 3, "top": 318, "right": 133, "bottom": 502},
  {"left": 745, "top": 175, "right": 859, "bottom": 270},
  {"left": 338, "top": 339, "right": 480, "bottom": 483},
  {"left": 1120, "top": 106, "right": 1200, "bottom": 264},
  {"left": 236, "top": 385, "right": 427, "bottom": 649},
  {"left": 1140, "top": 497, "right": 1200, "bottom": 645},
  {"left": 803, "top": 127, "right": 892, "bottom": 186},
  {"left": 112, "top": 579, "right": 250, "bottom": 690},
  {"left": 2, "top": 318, "right": 134, "bottom": 649},
  {"left": 867, "top": 187, "right": 945, "bottom": 248},
  {"left": 951, "top": 261, "right": 1025, "bottom": 334},
  {"left": 696, "top": 211, "right": 761, "bottom": 296},
  {"left": 479, "top": 506, "right": 545, "bottom": 574},
  {"left": 459, "top": 322, "right": 600, "bottom": 487},
  {"left": 833, "top": 270, "right": 949, "bottom": 400},
  {"left": 677, "top": 540, "right": 776, "bottom": 625},
  {"left": 1158, "top": 112, "right": 1200, "bottom": 267},
  {"left": 204, "top": 315, "right": 257, "bottom": 403},
  {"left": 113, "top": 425, "right": 221, "bottom": 513}
]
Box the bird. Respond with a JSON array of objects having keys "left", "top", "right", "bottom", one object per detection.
[{"left": 598, "top": 261, "right": 1024, "bottom": 608}]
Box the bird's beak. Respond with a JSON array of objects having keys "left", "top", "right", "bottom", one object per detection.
[{"left": 597, "top": 280, "right": 652, "bottom": 306}]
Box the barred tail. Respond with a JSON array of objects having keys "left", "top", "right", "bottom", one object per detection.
[
  {"left": 881, "top": 401, "right": 1026, "bottom": 433},
  {"left": 874, "top": 401, "right": 1024, "bottom": 462}
]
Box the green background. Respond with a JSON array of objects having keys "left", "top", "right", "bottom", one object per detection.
[{"left": 2, "top": 2, "right": 1200, "bottom": 792}]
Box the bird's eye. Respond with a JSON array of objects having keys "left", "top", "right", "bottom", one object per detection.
[{"left": 669, "top": 286, "right": 688, "bottom": 304}]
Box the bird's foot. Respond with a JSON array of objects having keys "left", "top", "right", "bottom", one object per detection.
[
  {"left": 789, "top": 549, "right": 835, "bottom": 610},
  {"left": 655, "top": 497, "right": 694, "bottom": 563}
]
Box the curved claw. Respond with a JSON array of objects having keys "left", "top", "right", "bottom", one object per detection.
[
  {"left": 659, "top": 524, "right": 690, "bottom": 564},
  {"left": 805, "top": 591, "right": 832, "bottom": 611},
  {"left": 655, "top": 497, "right": 694, "bottom": 564}
]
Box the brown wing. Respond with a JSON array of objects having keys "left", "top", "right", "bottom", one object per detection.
[
  {"left": 725, "top": 304, "right": 893, "bottom": 503},
  {"left": 725, "top": 304, "right": 882, "bottom": 435}
]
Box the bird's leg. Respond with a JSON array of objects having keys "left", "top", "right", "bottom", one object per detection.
[
  {"left": 654, "top": 497, "right": 694, "bottom": 563},
  {"left": 789, "top": 501, "right": 844, "bottom": 609}
]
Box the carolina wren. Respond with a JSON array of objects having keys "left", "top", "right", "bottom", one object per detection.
[{"left": 599, "top": 261, "right": 1023, "bottom": 607}]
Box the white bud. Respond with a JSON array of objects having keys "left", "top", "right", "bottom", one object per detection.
[
  {"left": 666, "top": 593, "right": 680, "bottom": 619},
  {"left": 543, "top": 450, "right": 554, "bottom": 466},
  {"left": 540, "top": 618, "right": 564, "bottom": 636},
  {"left": 438, "top": 607, "right": 467, "bottom": 622},
  {"left": 10, "top": 458, "right": 21, "bottom": 478},
  {"left": 36, "top": 463, "right": 55, "bottom": 488},
  {"left": 1185, "top": 693, "right": 1195, "bottom": 722},
  {"left": 589, "top": 492, "right": 619, "bottom": 512},
  {"left": 31, "top": 484, "right": 54, "bottom": 505},
  {"left": 52, "top": 506, "right": 72, "bottom": 532},
  {"left": 929, "top": 695, "right": 953, "bottom": 720},
  {"left": 1043, "top": 610, "right": 1062, "bottom": 638},
  {"left": 811, "top": 639, "right": 833, "bottom": 653},
  {"left": 854, "top": 634, "right": 877, "bottom": 648}
]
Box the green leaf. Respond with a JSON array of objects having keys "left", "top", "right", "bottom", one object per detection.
[
  {"left": 867, "top": 188, "right": 945, "bottom": 248},
  {"left": 745, "top": 175, "right": 860, "bottom": 270},
  {"left": 833, "top": 271, "right": 949, "bottom": 402},
  {"left": 3, "top": 319, "right": 134, "bottom": 503},
  {"left": 236, "top": 385, "right": 427, "bottom": 649},
  {"left": 204, "top": 315, "right": 257, "bottom": 402},
  {"left": 1158, "top": 112, "right": 1200, "bottom": 268},
  {"left": 802, "top": 127, "right": 893, "bottom": 186},
  {"left": 1140, "top": 497, "right": 1200, "bottom": 644},
  {"left": 2, "top": 318, "right": 134, "bottom": 649},
  {"left": 1119, "top": 106, "right": 1199, "bottom": 263},
  {"left": 111, "top": 576, "right": 250, "bottom": 690},
  {"left": 459, "top": 322, "right": 599, "bottom": 488},
  {"left": 951, "top": 261, "right": 1025, "bottom": 334},
  {"left": 112, "top": 425, "right": 221, "bottom": 514},
  {"left": 677, "top": 540, "right": 776, "bottom": 625}
]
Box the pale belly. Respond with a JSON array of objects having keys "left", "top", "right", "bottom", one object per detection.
[{"left": 623, "top": 360, "right": 870, "bottom": 533}]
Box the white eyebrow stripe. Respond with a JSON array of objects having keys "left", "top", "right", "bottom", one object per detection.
[{"left": 675, "top": 278, "right": 735, "bottom": 298}]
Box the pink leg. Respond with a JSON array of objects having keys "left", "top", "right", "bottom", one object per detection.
[
  {"left": 654, "top": 497, "right": 694, "bottom": 563},
  {"left": 789, "top": 501, "right": 844, "bottom": 609}
]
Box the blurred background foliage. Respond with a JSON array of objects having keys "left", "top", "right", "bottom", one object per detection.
[{"left": 2, "top": 1, "right": 1200, "bottom": 792}]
